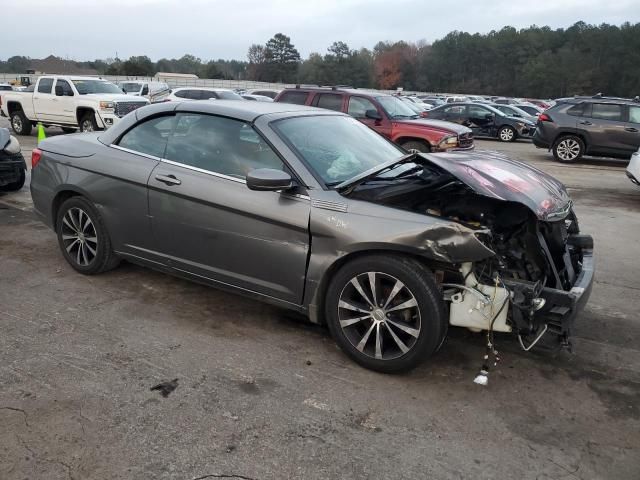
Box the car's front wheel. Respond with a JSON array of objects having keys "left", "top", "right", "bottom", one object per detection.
[
  {"left": 79, "top": 113, "right": 98, "bottom": 133},
  {"left": 56, "top": 196, "right": 120, "bottom": 274},
  {"left": 325, "top": 255, "right": 447, "bottom": 373},
  {"left": 498, "top": 125, "right": 516, "bottom": 142},
  {"left": 400, "top": 140, "right": 431, "bottom": 153},
  {"left": 553, "top": 135, "right": 584, "bottom": 163}
]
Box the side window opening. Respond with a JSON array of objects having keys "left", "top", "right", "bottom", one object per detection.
[
  {"left": 117, "top": 115, "right": 177, "bottom": 158},
  {"left": 163, "top": 113, "right": 285, "bottom": 179},
  {"left": 347, "top": 97, "right": 377, "bottom": 119}
]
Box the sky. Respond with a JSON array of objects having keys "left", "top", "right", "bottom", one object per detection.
[{"left": 2, "top": 0, "right": 640, "bottom": 62}]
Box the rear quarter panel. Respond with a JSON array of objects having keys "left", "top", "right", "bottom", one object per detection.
[{"left": 31, "top": 136, "right": 159, "bottom": 254}]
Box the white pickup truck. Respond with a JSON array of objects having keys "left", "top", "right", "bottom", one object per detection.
[{"left": 0, "top": 75, "right": 149, "bottom": 135}]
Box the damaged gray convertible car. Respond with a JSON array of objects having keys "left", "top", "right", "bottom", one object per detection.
[{"left": 30, "top": 101, "right": 594, "bottom": 373}]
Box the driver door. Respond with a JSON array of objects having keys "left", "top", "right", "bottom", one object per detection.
[
  {"left": 467, "top": 105, "right": 495, "bottom": 136},
  {"left": 147, "top": 112, "right": 311, "bottom": 304},
  {"left": 347, "top": 96, "right": 392, "bottom": 138}
]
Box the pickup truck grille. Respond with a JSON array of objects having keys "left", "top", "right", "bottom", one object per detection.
[
  {"left": 114, "top": 102, "right": 147, "bottom": 118},
  {"left": 458, "top": 132, "right": 474, "bottom": 148}
]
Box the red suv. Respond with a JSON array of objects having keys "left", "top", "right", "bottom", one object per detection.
[{"left": 274, "top": 86, "right": 474, "bottom": 153}]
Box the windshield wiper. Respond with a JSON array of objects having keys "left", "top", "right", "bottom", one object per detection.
[{"left": 333, "top": 152, "right": 422, "bottom": 192}]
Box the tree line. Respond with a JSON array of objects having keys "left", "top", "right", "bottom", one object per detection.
[{"left": 2, "top": 22, "right": 639, "bottom": 98}]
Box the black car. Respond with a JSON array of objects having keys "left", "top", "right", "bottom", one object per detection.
[
  {"left": 0, "top": 128, "right": 26, "bottom": 192},
  {"left": 533, "top": 95, "right": 640, "bottom": 162},
  {"left": 426, "top": 103, "right": 535, "bottom": 142}
]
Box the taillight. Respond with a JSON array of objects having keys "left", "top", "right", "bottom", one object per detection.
[
  {"left": 421, "top": 111, "right": 429, "bottom": 118},
  {"left": 539, "top": 113, "right": 552, "bottom": 122},
  {"left": 31, "top": 148, "right": 42, "bottom": 168}
]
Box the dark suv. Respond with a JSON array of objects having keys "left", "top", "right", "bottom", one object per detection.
[
  {"left": 533, "top": 95, "right": 640, "bottom": 162},
  {"left": 274, "top": 86, "right": 473, "bottom": 153}
]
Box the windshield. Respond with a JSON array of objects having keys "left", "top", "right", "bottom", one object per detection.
[
  {"left": 503, "top": 105, "right": 532, "bottom": 117},
  {"left": 273, "top": 115, "right": 404, "bottom": 185},
  {"left": 376, "top": 96, "right": 419, "bottom": 119},
  {"left": 72, "top": 80, "right": 123, "bottom": 95},
  {"left": 399, "top": 98, "right": 423, "bottom": 114},
  {"left": 120, "top": 82, "right": 142, "bottom": 93},
  {"left": 216, "top": 90, "right": 243, "bottom": 100}
]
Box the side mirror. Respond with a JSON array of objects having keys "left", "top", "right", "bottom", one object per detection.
[
  {"left": 55, "top": 85, "right": 64, "bottom": 96},
  {"left": 365, "top": 109, "right": 382, "bottom": 120},
  {"left": 246, "top": 168, "right": 293, "bottom": 191},
  {"left": 141, "top": 86, "right": 149, "bottom": 96},
  {"left": 484, "top": 113, "right": 495, "bottom": 120}
]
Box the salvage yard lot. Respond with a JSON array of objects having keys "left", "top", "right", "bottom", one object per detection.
[{"left": 1, "top": 118, "right": 640, "bottom": 479}]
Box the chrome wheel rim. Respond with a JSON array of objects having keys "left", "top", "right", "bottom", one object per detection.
[
  {"left": 61, "top": 207, "right": 98, "bottom": 266},
  {"left": 338, "top": 272, "right": 421, "bottom": 360},
  {"left": 500, "top": 128, "right": 514, "bottom": 141},
  {"left": 556, "top": 139, "right": 580, "bottom": 161},
  {"left": 81, "top": 120, "right": 94, "bottom": 132},
  {"left": 12, "top": 115, "right": 23, "bottom": 132}
]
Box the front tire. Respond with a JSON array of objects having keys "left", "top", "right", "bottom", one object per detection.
[
  {"left": 10, "top": 110, "right": 32, "bottom": 136},
  {"left": 553, "top": 135, "right": 584, "bottom": 163},
  {"left": 325, "top": 255, "right": 447, "bottom": 373},
  {"left": 0, "top": 169, "right": 25, "bottom": 192},
  {"left": 498, "top": 125, "right": 516, "bottom": 142},
  {"left": 79, "top": 113, "right": 98, "bottom": 133},
  {"left": 56, "top": 197, "right": 120, "bottom": 274},
  {"left": 400, "top": 140, "right": 431, "bottom": 153}
]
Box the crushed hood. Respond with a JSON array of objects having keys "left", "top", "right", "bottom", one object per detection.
[{"left": 423, "top": 150, "right": 572, "bottom": 220}]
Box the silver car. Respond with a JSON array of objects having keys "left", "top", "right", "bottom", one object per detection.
[{"left": 30, "top": 101, "right": 594, "bottom": 373}]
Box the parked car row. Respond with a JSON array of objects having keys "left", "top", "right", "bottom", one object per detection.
[{"left": 274, "top": 86, "right": 474, "bottom": 153}]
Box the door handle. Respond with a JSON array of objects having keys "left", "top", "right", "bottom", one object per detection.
[
  {"left": 625, "top": 127, "right": 639, "bottom": 133},
  {"left": 579, "top": 121, "right": 593, "bottom": 126},
  {"left": 155, "top": 174, "right": 181, "bottom": 186}
]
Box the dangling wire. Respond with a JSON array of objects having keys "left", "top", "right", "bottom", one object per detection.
[{"left": 474, "top": 276, "right": 509, "bottom": 386}]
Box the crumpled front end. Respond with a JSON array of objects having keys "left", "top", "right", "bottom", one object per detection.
[{"left": 343, "top": 151, "right": 594, "bottom": 348}]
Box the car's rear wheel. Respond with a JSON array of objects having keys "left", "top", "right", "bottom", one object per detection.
[
  {"left": 56, "top": 197, "right": 120, "bottom": 274},
  {"left": 553, "top": 135, "right": 584, "bottom": 163},
  {"left": 498, "top": 125, "right": 516, "bottom": 142},
  {"left": 325, "top": 255, "right": 446, "bottom": 373},
  {"left": 400, "top": 140, "right": 431, "bottom": 153},
  {"left": 0, "top": 169, "right": 25, "bottom": 192},
  {"left": 79, "top": 113, "right": 98, "bottom": 133},
  {"left": 10, "top": 110, "right": 32, "bottom": 136}
]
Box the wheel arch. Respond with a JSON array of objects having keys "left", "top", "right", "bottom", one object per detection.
[
  {"left": 553, "top": 130, "right": 589, "bottom": 149},
  {"left": 51, "top": 187, "right": 92, "bottom": 231},
  {"left": 7, "top": 101, "right": 24, "bottom": 117},
  {"left": 395, "top": 136, "right": 432, "bottom": 150},
  {"left": 76, "top": 107, "right": 96, "bottom": 125},
  {"left": 308, "top": 248, "right": 447, "bottom": 325}
]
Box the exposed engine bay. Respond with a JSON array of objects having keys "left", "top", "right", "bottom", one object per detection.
[{"left": 345, "top": 153, "right": 594, "bottom": 352}]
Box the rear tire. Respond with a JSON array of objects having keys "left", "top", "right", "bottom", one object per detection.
[
  {"left": 552, "top": 135, "right": 584, "bottom": 163},
  {"left": 56, "top": 196, "right": 120, "bottom": 275},
  {"left": 0, "top": 169, "right": 25, "bottom": 192},
  {"left": 498, "top": 125, "right": 516, "bottom": 142},
  {"left": 325, "top": 255, "right": 447, "bottom": 373},
  {"left": 10, "top": 110, "right": 32, "bottom": 136},
  {"left": 400, "top": 140, "right": 431, "bottom": 153}
]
